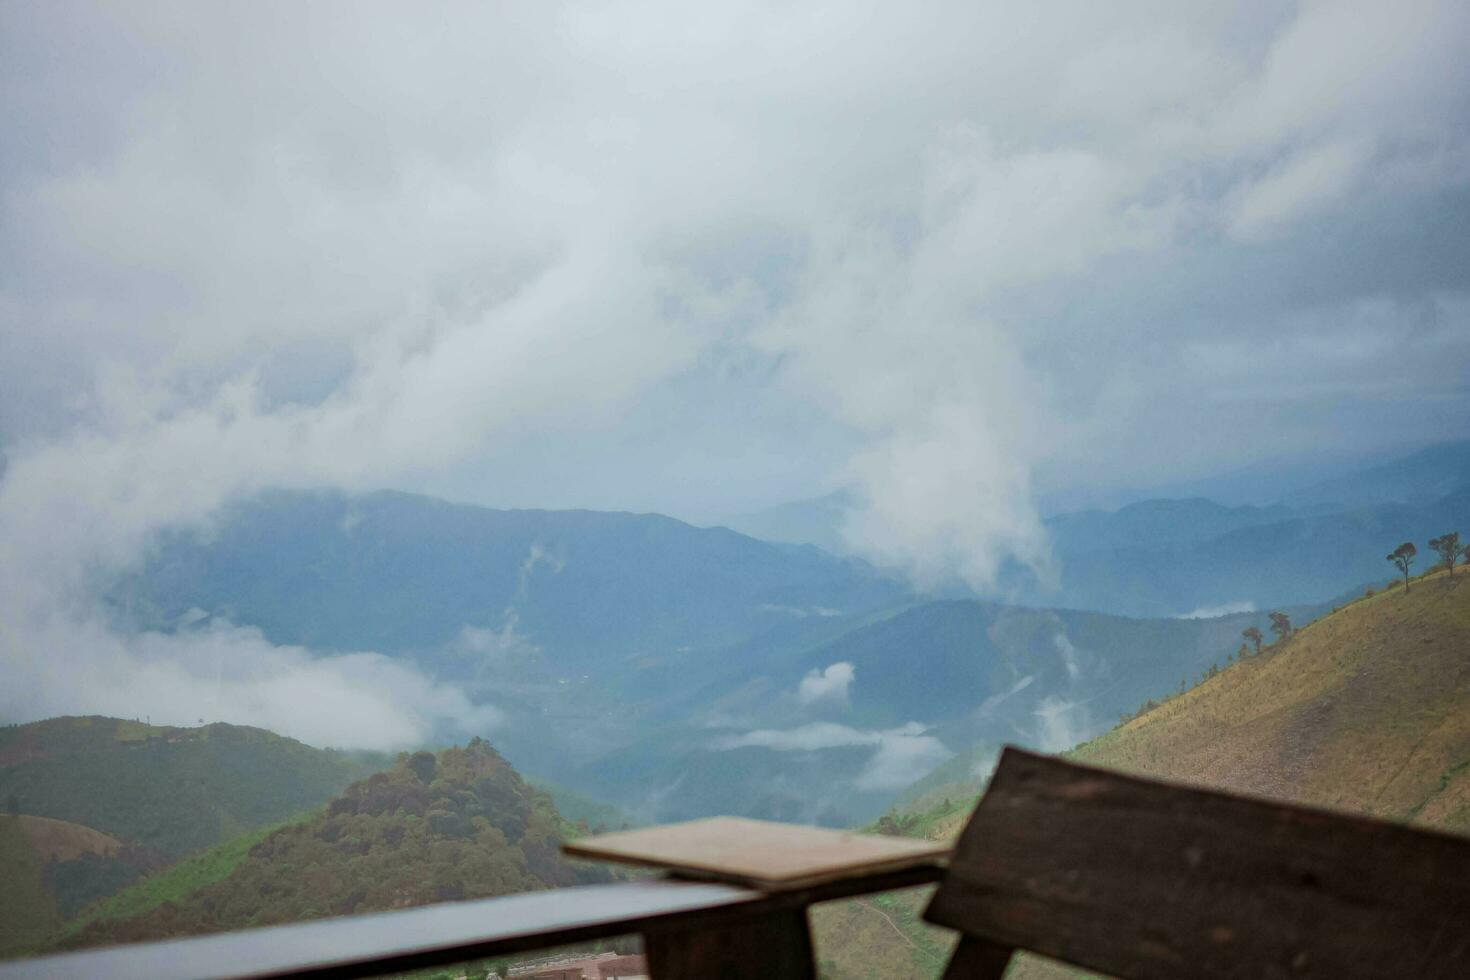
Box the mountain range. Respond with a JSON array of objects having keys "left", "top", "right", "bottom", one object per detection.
[
  {"left": 92, "top": 441, "right": 1469, "bottom": 827},
  {"left": 727, "top": 440, "right": 1470, "bottom": 618},
  {"left": 105, "top": 484, "right": 1371, "bottom": 827}
]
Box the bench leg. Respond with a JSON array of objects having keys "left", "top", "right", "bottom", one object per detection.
[
  {"left": 644, "top": 905, "right": 815, "bottom": 980},
  {"left": 941, "top": 936, "right": 1015, "bottom": 979}
]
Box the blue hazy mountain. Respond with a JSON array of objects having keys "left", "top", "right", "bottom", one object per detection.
[
  {"left": 1283, "top": 439, "right": 1470, "bottom": 510},
  {"left": 721, "top": 442, "right": 1470, "bottom": 618},
  {"left": 113, "top": 470, "right": 1461, "bottom": 827},
  {"left": 1022, "top": 485, "right": 1470, "bottom": 617},
  {"left": 126, "top": 488, "right": 911, "bottom": 667}
]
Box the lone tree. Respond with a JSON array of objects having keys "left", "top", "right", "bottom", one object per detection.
[
  {"left": 1269, "top": 611, "right": 1292, "bottom": 642},
  {"left": 1242, "top": 626, "right": 1263, "bottom": 656},
  {"left": 1428, "top": 532, "right": 1461, "bottom": 577},
  {"left": 1387, "top": 541, "right": 1417, "bottom": 592}
]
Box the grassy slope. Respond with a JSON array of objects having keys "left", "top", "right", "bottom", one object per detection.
[
  {"left": 1070, "top": 568, "right": 1470, "bottom": 831},
  {"left": 813, "top": 569, "right": 1470, "bottom": 979}
]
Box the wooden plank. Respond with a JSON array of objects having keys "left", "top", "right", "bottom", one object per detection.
[
  {"left": 0, "top": 865, "right": 944, "bottom": 980},
  {"left": 939, "top": 937, "right": 1014, "bottom": 980},
  {"left": 563, "top": 816, "right": 950, "bottom": 890},
  {"left": 925, "top": 747, "right": 1470, "bottom": 980},
  {"left": 645, "top": 905, "right": 815, "bottom": 980}
]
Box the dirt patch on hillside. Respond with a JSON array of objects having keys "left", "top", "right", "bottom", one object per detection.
[{"left": 16, "top": 815, "right": 122, "bottom": 861}]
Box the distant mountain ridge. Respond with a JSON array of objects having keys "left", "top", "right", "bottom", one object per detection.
[
  {"left": 1024, "top": 483, "right": 1470, "bottom": 617},
  {"left": 719, "top": 441, "right": 1470, "bottom": 618},
  {"left": 1284, "top": 439, "right": 1470, "bottom": 510},
  {"left": 125, "top": 488, "right": 909, "bottom": 665}
]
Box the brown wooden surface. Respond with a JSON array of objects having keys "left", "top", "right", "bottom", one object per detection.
[
  {"left": 925, "top": 747, "right": 1470, "bottom": 980},
  {"left": 563, "top": 815, "right": 950, "bottom": 890},
  {"left": 645, "top": 905, "right": 815, "bottom": 980},
  {"left": 940, "top": 937, "right": 1015, "bottom": 980}
]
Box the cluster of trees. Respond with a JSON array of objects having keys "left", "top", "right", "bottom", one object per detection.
[
  {"left": 1385, "top": 531, "right": 1467, "bottom": 593},
  {"left": 1239, "top": 611, "right": 1292, "bottom": 658}
]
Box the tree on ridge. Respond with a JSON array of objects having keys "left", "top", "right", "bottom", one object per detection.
[
  {"left": 1242, "top": 626, "right": 1263, "bottom": 656},
  {"left": 1388, "top": 542, "right": 1417, "bottom": 593},
  {"left": 1268, "top": 611, "right": 1291, "bottom": 642},
  {"left": 1428, "top": 532, "right": 1461, "bottom": 577}
]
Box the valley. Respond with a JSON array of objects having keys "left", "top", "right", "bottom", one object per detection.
[{"left": 2, "top": 442, "right": 1467, "bottom": 975}]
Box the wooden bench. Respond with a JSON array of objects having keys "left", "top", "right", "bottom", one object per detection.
[
  {"left": 4, "top": 747, "right": 1466, "bottom": 979},
  {"left": 926, "top": 747, "right": 1470, "bottom": 979}
]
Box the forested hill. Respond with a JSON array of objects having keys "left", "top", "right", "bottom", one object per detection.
[
  {"left": 56, "top": 740, "right": 612, "bottom": 950},
  {"left": 0, "top": 717, "right": 384, "bottom": 857}
]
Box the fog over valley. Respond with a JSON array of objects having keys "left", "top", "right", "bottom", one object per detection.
[{"left": 2, "top": 0, "right": 1469, "bottom": 840}]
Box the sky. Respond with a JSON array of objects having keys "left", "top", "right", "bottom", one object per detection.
[{"left": 1, "top": 0, "right": 1468, "bottom": 746}]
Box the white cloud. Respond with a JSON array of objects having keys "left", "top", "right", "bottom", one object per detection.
[
  {"left": 2, "top": 1, "right": 1469, "bottom": 739},
  {"left": 1178, "top": 601, "right": 1256, "bottom": 620},
  {"left": 3, "top": 614, "right": 501, "bottom": 751},
  {"left": 1228, "top": 140, "right": 1369, "bottom": 240},
  {"left": 796, "top": 662, "right": 855, "bottom": 705},
  {"left": 856, "top": 732, "right": 954, "bottom": 791},
  {"left": 1030, "top": 695, "right": 1091, "bottom": 753},
  {"left": 714, "top": 720, "right": 952, "bottom": 791}
]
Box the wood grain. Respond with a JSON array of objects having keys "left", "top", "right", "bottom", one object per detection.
[
  {"left": 564, "top": 816, "right": 950, "bottom": 890},
  {"left": 925, "top": 747, "right": 1470, "bottom": 980},
  {"left": 645, "top": 906, "right": 815, "bottom": 980}
]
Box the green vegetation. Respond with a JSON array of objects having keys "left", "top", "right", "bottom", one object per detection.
[
  {"left": 0, "top": 716, "right": 387, "bottom": 857},
  {"left": 55, "top": 739, "right": 612, "bottom": 950},
  {"left": 60, "top": 816, "right": 307, "bottom": 938}
]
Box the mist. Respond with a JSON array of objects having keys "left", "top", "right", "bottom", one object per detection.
[{"left": 2, "top": 1, "right": 1468, "bottom": 746}]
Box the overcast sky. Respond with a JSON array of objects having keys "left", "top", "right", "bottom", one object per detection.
[{"left": 2, "top": 1, "right": 1467, "bottom": 745}]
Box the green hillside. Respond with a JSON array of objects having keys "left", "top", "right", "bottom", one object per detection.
[
  {"left": 0, "top": 716, "right": 386, "bottom": 858},
  {"left": 812, "top": 568, "right": 1470, "bottom": 980},
  {"left": 54, "top": 739, "right": 613, "bottom": 951}
]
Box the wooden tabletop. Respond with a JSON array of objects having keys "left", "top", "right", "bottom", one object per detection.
[{"left": 563, "top": 816, "right": 950, "bottom": 891}]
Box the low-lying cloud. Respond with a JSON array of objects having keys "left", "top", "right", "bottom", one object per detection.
[
  {"left": 714, "top": 720, "right": 952, "bottom": 791},
  {"left": 1178, "top": 601, "right": 1257, "bottom": 619},
  {"left": 6, "top": 613, "right": 501, "bottom": 751},
  {"left": 796, "top": 662, "right": 855, "bottom": 705}
]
